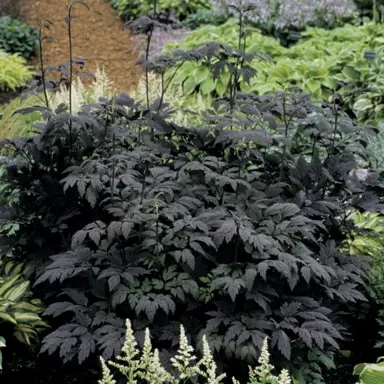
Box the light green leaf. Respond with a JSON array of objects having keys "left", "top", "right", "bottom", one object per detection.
[
  {"left": 200, "top": 76, "right": 216, "bottom": 95},
  {"left": 183, "top": 76, "right": 196, "bottom": 95},
  {"left": 4, "top": 281, "right": 29, "bottom": 301},
  {"left": 342, "top": 66, "right": 361, "bottom": 80}
]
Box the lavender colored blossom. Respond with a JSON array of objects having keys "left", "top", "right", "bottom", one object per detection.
[{"left": 212, "top": 0, "right": 356, "bottom": 30}]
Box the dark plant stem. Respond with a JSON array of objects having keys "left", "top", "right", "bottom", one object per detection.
[
  {"left": 111, "top": 133, "right": 116, "bottom": 207},
  {"left": 157, "top": 61, "right": 186, "bottom": 113},
  {"left": 279, "top": 94, "right": 289, "bottom": 181},
  {"left": 140, "top": 166, "right": 147, "bottom": 205},
  {"left": 234, "top": 224, "right": 240, "bottom": 263},
  {"left": 145, "top": 31, "right": 153, "bottom": 115},
  {"left": 38, "top": 24, "right": 49, "bottom": 108},
  {"left": 67, "top": 1, "right": 90, "bottom": 152},
  {"left": 68, "top": 6, "right": 73, "bottom": 117}
]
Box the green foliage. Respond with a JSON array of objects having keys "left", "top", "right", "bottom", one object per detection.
[
  {"left": 0, "top": 16, "right": 38, "bottom": 60},
  {"left": 343, "top": 212, "right": 384, "bottom": 351},
  {"left": 344, "top": 212, "right": 384, "bottom": 259},
  {"left": 354, "top": 356, "right": 384, "bottom": 384},
  {"left": 368, "top": 123, "right": 384, "bottom": 169},
  {"left": 0, "top": 259, "right": 48, "bottom": 346},
  {"left": 99, "top": 319, "right": 292, "bottom": 384},
  {"left": 0, "top": 66, "right": 114, "bottom": 140},
  {"left": 165, "top": 20, "right": 384, "bottom": 124},
  {"left": 0, "top": 50, "right": 32, "bottom": 91},
  {"left": 182, "top": 9, "right": 228, "bottom": 30},
  {"left": 0, "top": 96, "right": 42, "bottom": 139},
  {"left": 116, "top": 0, "right": 210, "bottom": 21}
]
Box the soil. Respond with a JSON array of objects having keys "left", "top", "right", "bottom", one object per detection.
[{"left": 20, "top": 0, "right": 143, "bottom": 93}]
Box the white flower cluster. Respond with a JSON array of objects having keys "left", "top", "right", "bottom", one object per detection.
[
  {"left": 211, "top": 0, "right": 356, "bottom": 30},
  {"left": 99, "top": 319, "right": 291, "bottom": 384},
  {"left": 132, "top": 71, "right": 207, "bottom": 127},
  {"left": 50, "top": 65, "right": 114, "bottom": 114}
]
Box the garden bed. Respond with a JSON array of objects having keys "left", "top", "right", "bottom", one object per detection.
[{"left": 20, "top": 0, "right": 142, "bottom": 92}]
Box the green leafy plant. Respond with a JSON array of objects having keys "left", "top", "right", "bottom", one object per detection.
[
  {"left": 0, "top": 50, "right": 32, "bottom": 91},
  {"left": 0, "top": 16, "right": 38, "bottom": 59},
  {"left": 98, "top": 319, "right": 292, "bottom": 384},
  {"left": 117, "top": 0, "right": 210, "bottom": 21},
  {"left": 164, "top": 20, "right": 384, "bottom": 123},
  {"left": 354, "top": 356, "right": 384, "bottom": 383},
  {"left": 182, "top": 9, "right": 228, "bottom": 30},
  {"left": 343, "top": 212, "right": 384, "bottom": 353},
  {"left": 211, "top": 0, "right": 356, "bottom": 41},
  {"left": 0, "top": 260, "right": 48, "bottom": 359},
  {"left": 0, "top": 96, "right": 43, "bottom": 139}
]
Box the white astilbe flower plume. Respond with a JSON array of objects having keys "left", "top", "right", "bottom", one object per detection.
[
  {"left": 90, "top": 65, "right": 114, "bottom": 101},
  {"left": 136, "top": 329, "right": 171, "bottom": 384},
  {"left": 249, "top": 337, "right": 291, "bottom": 384},
  {"left": 131, "top": 71, "right": 207, "bottom": 127},
  {"left": 198, "top": 336, "right": 226, "bottom": 384},
  {"left": 170, "top": 324, "right": 199, "bottom": 380},
  {"left": 50, "top": 65, "right": 114, "bottom": 114},
  {"left": 278, "top": 369, "right": 292, "bottom": 384},
  {"left": 109, "top": 319, "right": 140, "bottom": 381},
  {"left": 98, "top": 320, "right": 292, "bottom": 384},
  {"left": 98, "top": 357, "right": 116, "bottom": 384}
]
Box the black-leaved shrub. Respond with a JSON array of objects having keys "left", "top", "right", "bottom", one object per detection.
[{"left": 1, "top": 4, "right": 384, "bottom": 384}]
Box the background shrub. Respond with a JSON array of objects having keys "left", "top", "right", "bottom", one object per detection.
[
  {"left": 0, "top": 51, "right": 32, "bottom": 91},
  {"left": 165, "top": 20, "right": 384, "bottom": 124},
  {"left": 182, "top": 9, "right": 228, "bottom": 29},
  {"left": 117, "top": 0, "right": 211, "bottom": 21},
  {"left": 211, "top": 0, "right": 356, "bottom": 35},
  {"left": 0, "top": 0, "right": 24, "bottom": 19},
  {"left": 0, "top": 16, "right": 38, "bottom": 60}
]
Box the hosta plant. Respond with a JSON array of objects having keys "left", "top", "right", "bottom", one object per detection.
[
  {"left": 0, "top": 260, "right": 48, "bottom": 347},
  {"left": 0, "top": 16, "right": 38, "bottom": 60},
  {"left": 98, "top": 319, "right": 292, "bottom": 384},
  {"left": 354, "top": 356, "right": 384, "bottom": 384},
  {"left": 164, "top": 20, "right": 384, "bottom": 122}
]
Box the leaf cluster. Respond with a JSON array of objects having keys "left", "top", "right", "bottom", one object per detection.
[
  {"left": 0, "top": 50, "right": 32, "bottom": 91},
  {"left": 0, "top": 259, "right": 48, "bottom": 346},
  {"left": 164, "top": 19, "right": 384, "bottom": 124},
  {"left": 0, "top": 16, "right": 38, "bottom": 60},
  {"left": 115, "top": 0, "right": 210, "bottom": 22}
]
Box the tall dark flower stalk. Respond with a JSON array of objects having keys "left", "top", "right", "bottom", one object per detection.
[
  {"left": 66, "top": 1, "right": 90, "bottom": 150},
  {"left": 37, "top": 20, "right": 54, "bottom": 108}
]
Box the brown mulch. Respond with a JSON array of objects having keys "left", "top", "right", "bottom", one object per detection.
[{"left": 20, "top": 0, "right": 142, "bottom": 92}]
